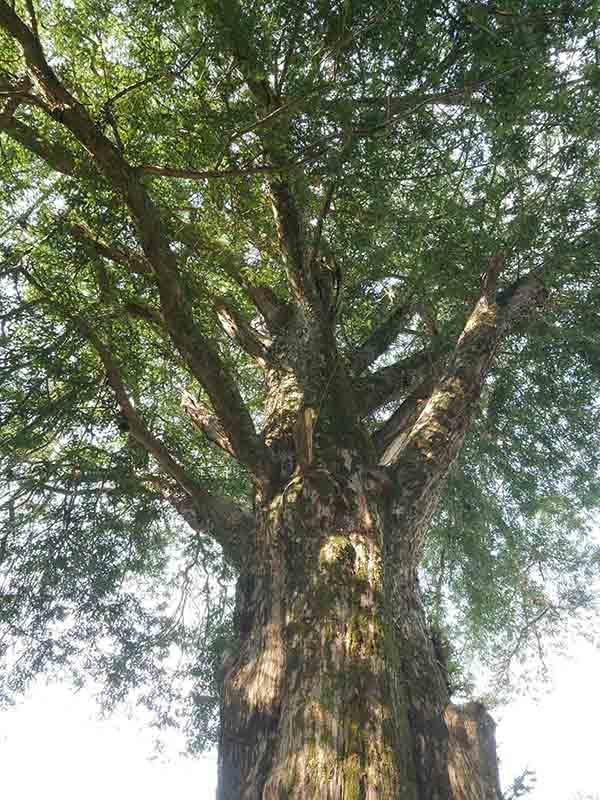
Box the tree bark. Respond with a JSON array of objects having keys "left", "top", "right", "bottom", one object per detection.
[{"left": 217, "top": 451, "right": 502, "bottom": 799}]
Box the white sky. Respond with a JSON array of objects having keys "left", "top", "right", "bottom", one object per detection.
[{"left": 1, "top": 637, "right": 599, "bottom": 799}]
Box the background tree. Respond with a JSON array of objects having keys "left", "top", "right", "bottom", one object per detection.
[{"left": 1, "top": 1, "right": 600, "bottom": 798}]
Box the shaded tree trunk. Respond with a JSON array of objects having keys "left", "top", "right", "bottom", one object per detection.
[{"left": 217, "top": 451, "right": 502, "bottom": 800}]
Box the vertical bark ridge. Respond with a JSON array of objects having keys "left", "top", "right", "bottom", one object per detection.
[
  {"left": 385, "top": 562, "right": 453, "bottom": 800},
  {"left": 218, "top": 514, "right": 286, "bottom": 799}
]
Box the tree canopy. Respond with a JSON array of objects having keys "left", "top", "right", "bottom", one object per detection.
[{"left": 1, "top": 0, "right": 600, "bottom": 755}]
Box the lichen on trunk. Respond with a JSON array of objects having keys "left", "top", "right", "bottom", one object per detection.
[{"left": 217, "top": 452, "right": 501, "bottom": 799}]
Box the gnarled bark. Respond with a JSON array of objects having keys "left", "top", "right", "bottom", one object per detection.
[{"left": 217, "top": 452, "right": 502, "bottom": 800}]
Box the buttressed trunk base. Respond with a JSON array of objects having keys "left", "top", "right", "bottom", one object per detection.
[{"left": 217, "top": 455, "right": 501, "bottom": 800}]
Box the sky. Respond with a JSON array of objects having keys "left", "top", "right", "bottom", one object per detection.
[{"left": 1, "top": 635, "right": 599, "bottom": 800}]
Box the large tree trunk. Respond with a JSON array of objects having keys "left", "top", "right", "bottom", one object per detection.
[
  {"left": 217, "top": 452, "right": 502, "bottom": 799},
  {"left": 212, "top": 240, "right": 542, "bottom": 800}
]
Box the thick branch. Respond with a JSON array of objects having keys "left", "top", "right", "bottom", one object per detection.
[
  {"left": 79, "top": 326, "right": 250, "bottom": 563},
  {"left": 70, "top": 222, "right": 283, "bottom": 352},
  {"left": 1, "top": 109, "right": 285, "bottom": 350},
  {"left": 171, "top": 217, "right": 290, "bottom": 330},
  {"left": 480, "top": 249, "right": 506, "bottom": 301},
  {"left": 167, "top": 490, "right": 254, "bottom": 570},
  {"left": 373, "top": 372, "right": 440, "bottom": 458},
  {"left": 85, "top": 330, "right": 197, "bottom": 495},
  {"left": 269, "top": 178, "right": 310, "bottom": 303},
  {"left": 123, "top": 301, "right": 165, "bottom": 329},
  {"left": 353, "top": 298, "right": 415, "bottom": 375},
  {"left": 209, "top": 0, "right": 316, "bottom": 309},
  {"left": 68, "top": 223, "right": 153, "bottom": 276},
  {"left": 0, "top": 120, "right": 274, "bottom": 468},
  {"left": 383, "top": 271, "right": 547, "bottom": 565},
  {"left": 0, "top": 110, "right": 286, "bottom": 184},
  {"left": 0, "top": 112, "right": 91, "bottom": 177},
  {"left": 215, "top": 298, "right": 272, "bottom": 366},
  {"left": 357, "top": 348, "right": 443, "bottom": 416},
  {"left": 181, "top": 390, "right": 236, "bottom": 457}
]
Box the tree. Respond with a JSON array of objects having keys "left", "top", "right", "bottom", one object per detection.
[{"left": 1, "top": 0, "right": 600, "bottom": 797}]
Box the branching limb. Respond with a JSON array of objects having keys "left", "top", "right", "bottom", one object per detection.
[
  {"left": 215, "top": 298, "right": 272, "bottom": 366},
  {"left": 68, "top": 223, "right": 153, "bottom": 276},
  {"left": 181, "top": 390, "right": 236, "bottom": 457},
  {"left": 24, "top": 0, "right": 38, "bottom": 39},
  {"left": 1, "top": 122, "right": 274, "bottom": 472},
  {"left": 268, "top": 177, "right": 310, "bottom": 304},
  {"left": 167, "top": 489, "right": 254, "bottom": 570},
  {"left": 0, "top": 107, "right": 286, "bottom": 183},
  {"left": 308, "top": 179, "right": 337, "bottom": 272},
  {"left": 495, "top": 605, "right": 551, "bottom": 687},
  {"left": 0, "top": 113, "right": 92, "bottom": 177},
  {"left": 170, "top": 217, "right": 290, "bottom": 330},
  {"left": 81, "top": 325, "right": 197, "bottom": 497},
  {"left": 357, "top": 348, "right": 444, "bottom": 415},
  {"left": 1, "top": 108, "right": 287, "bottom": 341},
  {"left": 480, "top": 249, "right": 506, "bottom": 300},
  {"left": 123, "top": 301, "right": 165, "bottom": 329},
  {"left": 352, "top": 297, "right": 416, "bottom": 375},
  {"left": 0, "top": 6, "right": 289, "bottom": 341},
  {"left": 208, "top": 0, "right": 317, "bottom": 308},
  {"left": 0, "top": 1, "right": 270, "bottom": 480},
  {"left": 69, "top": 222, "right": 281, "bottom": 357},
  {"left": 78, "top": 324, "right": 250, "bottom": 564},
  {"left": 383, "top": 266, "right": 547, "bottom": 566},
  {"left": 0, "top": 179, "right": 59, "bottom": 238},
  {"left": 373, "top": 372, "right": 441, "bottom": 459}
]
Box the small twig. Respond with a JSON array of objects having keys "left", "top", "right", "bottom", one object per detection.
[
  {"left": 0, "top": 180, "right": 59, "bottom": 238},
  {"left": 225, "top": 99, "right": 294, "bottom": 149},
  {"left": 103, "top": 63, "right": 185, "bottom": 108},
  {"left": 497, "top": 605, "right": 551, "bottom": 683},
  {"left": 140, "top": 162, "right": 288, "bottom": 180}
]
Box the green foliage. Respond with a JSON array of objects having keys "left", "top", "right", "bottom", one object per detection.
[{"left": 1, "top": 0, "right": 600, "bottom": 750}]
